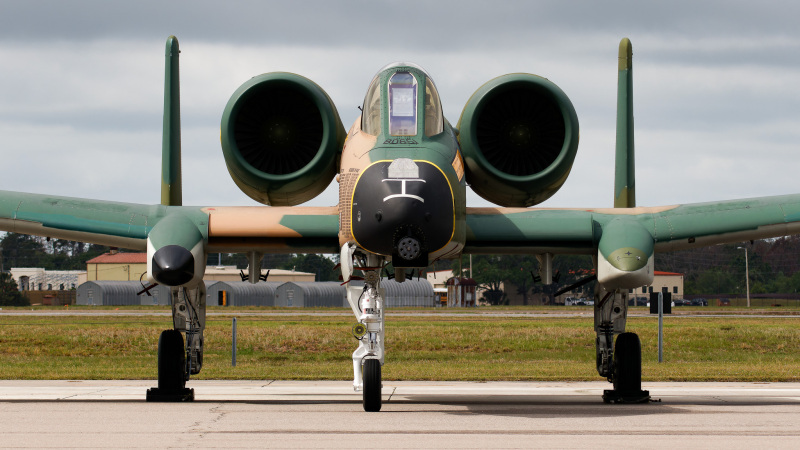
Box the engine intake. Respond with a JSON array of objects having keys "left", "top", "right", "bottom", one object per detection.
[
  {"left": 458, "top": 74, "right": 579, "bottom": 207},
  {"left": 221, "top": 73, "right": 346, "bottom": 205}
]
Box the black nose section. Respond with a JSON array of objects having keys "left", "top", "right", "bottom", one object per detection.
[
  {"left": 351, "top": 160, "right": 453, "bottom": 268},
  {"left": 152, "top": 245, "right": 195, "bottom": 286}
]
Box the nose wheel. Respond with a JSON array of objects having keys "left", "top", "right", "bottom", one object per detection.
[
  {"left": 362, "top": 359, "right": 382, "bottom": 412},
  {"left": 342, "top": 245, "right": 386, "bottom": 411}
]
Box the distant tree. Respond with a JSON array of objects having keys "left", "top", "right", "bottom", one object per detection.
[
  {"left": 451, "top": 255, "right": 508, "bottom": 304},
  {"left": 0, "top": 272, "right": 28, "bottom": 306},
  {"left": 282, "top": 254, "right": 338, "bottom": 281},
  {"left": 450, "top": 254, "right": 595, "bottom": 305},
  {"left": 685, "top": 268, "right": 739, "bottom": 295},
  {"left": 262, "top": 253, "right": 293, "bottom": 271},
  {"left": 1, "top": 233, "right": 49, "bottom": 268},
  {"left": 501, "top": 255, "right": 539, "bottom": 305},
  {"left": 530, "top": 254, "right": 595, "bottom": 304},
  {"left": 0, "top": 233, "right": 110, "bottom": 271},
  {"left": 206, "top": 253, "right": 245, "bottom": 267}
]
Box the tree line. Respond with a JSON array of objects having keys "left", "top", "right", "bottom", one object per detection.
[
  {"left": 453, "top": 237, "right": 800, "bottom": 304},
  {"left": 2, "top": 231, "right": 799, "bottom": 306},
  {"left": 0, "top": 233, "right": 342, "bottom": 305},
  {"left": 658, "top": 236, "right": 800, "bottom": 296}
]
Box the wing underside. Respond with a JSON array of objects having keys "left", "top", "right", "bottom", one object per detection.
[
  {"left": 204, "top": 206, "right": 340, "bottom": 253},
  {"left": 465, "top": 194, "right": 800, "bottom": 255},
  {"left": 0, "top": 190, "right": 161, "bottom": 250}
]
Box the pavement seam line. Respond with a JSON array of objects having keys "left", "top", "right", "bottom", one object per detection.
[{"left": 59, "top": 388, "right": 109, "bottom": 400}]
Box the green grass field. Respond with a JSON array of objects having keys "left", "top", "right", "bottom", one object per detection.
[{"left": 1, "top": 308, "right": 799, "bottom": 382}]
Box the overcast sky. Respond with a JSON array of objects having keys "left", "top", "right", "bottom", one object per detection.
[{"left": 0, "top": 0, "right": 799, "bottom": 209}]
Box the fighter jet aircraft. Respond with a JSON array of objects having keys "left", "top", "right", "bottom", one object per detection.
[{"left": 2, "top": 36, "right": 799, "bottom": 411}]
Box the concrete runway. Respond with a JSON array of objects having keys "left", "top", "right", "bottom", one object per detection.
[{"left": 1, "top": 381, "right": 800, "bottom": 448}]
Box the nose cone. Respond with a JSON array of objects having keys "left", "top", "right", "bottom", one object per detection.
[
  {"left": 351, "top": 159, "right": 454, "bottom": 267},
  {"left": 152, "top": 245, "right": 195, "bottom": 286}
]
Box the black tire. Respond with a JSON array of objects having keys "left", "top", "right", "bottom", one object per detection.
[
  {"left": 613, "top": 332, "right": 642, "bottom": 393},
  {"left": 157, "top": 329, "right": 186, "bottom": 391},
  {"left": 362, "top": 359, "right": 382, "bottom": 412}
]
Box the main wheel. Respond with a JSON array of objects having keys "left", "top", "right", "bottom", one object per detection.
[
  {"left": 613, "top": 332, "right": 642, "bottom": 393},
  {"left": 362, "top": 359, "right": 382, "bottom": 412},
  {"left": 157, "top": 329, "right": 186, "bottom": 391}
]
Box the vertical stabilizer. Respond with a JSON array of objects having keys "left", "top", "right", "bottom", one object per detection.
[
  {"left": 614, "top": 38, "right": 635, "bottom": 208},
  {"left": 161, "top": 36, "right": 182, "bottom": 206}
]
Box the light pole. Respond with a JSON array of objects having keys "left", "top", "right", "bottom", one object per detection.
[{"left": 737, "top": 246, "right": 750, "bottom": 308}]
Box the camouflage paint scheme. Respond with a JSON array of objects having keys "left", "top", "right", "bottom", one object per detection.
[
  {"left": 614, "top": 38, "right": 635, "bottom": 209},
  {"left": 0, "top": 37, "right": 798, "bottom": 293}
]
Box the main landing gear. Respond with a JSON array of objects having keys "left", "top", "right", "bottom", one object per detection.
[
  {"left": 593, "top": 284, "right": 650, "bottom": 404},
  {"left": 342, "top": 244, "right": 385, "bottom": 412},
  {"left": 146, "top": 283, "right": 206, "bottom": 402}
]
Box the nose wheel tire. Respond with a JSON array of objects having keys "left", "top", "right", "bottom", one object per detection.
[{"left": 362, "top": 359, "right": 382, "bottom": 412}]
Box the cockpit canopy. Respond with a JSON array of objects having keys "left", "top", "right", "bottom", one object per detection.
[{"left": 361, "top": 62, "right": 443, "bottom": 138}]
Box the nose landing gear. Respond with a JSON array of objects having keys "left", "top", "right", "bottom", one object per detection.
[{"left": 342, "top": 244, "right": 385, "bottom": 412}]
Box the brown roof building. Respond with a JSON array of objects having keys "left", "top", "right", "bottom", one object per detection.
[
  {"left": 87, "top": 252, "right": 147, "bottom": 282},
  {"left": 85, "top": 252, "right": 315, "bottom": 283}
]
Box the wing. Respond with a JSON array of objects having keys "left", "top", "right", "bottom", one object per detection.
[
  {"left": 0, "top": 189, "right": 340, "bottom": 286},
  {"left": 0, "top": 190, "right": 163, "bottom": 251},
  {"left": 204, "top": 205, "right": 340, "bottom": 254},
  {"left": 465, "top": 194, "right": 800, "bottom": 288}
]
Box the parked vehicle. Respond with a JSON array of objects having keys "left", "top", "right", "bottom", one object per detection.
[
  {"left": 628, "top": 297, "right": 648, "bottom": 306},
  {"left": 565, "top": 297, "right": 592, "bottom": 306}
]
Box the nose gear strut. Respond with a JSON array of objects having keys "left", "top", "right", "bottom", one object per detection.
[{"left": 342, "top": 244, "right": 385, "bottom": 412}]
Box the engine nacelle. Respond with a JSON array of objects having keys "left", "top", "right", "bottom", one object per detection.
[
  {"left": 221, "top": 73, "right": 346, "bottom": 206},
  {"left": 457, "top": 74, "right": 579, "bottom": 207}
]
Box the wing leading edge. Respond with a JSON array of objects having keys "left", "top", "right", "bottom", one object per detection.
[
  {"left": 466, "top": 194, "right": 800, "bottom": 254},
  {"left": 0, "top": 190, "right": 166, "bottom": 250},
  {"left": 465, "top": 193, "right": 800, "bottom": 288},
  {"left": 0, "top": 190, "right": 340, "bottom": 255}
]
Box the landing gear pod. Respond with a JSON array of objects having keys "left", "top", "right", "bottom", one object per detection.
[
  {"left": 221, "top": 73, "right": 346, "bottom": 206},
  {"left": 146, "top": 213, "right": 207, "bottom": 288}
]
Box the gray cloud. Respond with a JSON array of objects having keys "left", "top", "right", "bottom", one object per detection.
[
  {"left": 0, "top": 1, "right": 798, "bottom": 209},
  {"left": 3, "top": 1, "right": 798, "bottom": 45}
]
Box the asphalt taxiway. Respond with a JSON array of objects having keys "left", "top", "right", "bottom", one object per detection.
[{"left": 1, "top": 380, "right": 799, "bottom": 448}]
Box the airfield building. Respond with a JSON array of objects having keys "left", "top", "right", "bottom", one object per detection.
[
  {"left": 205, "top": 281, "right": 283, "bottom": 307},
  {"left": 76, "top": 281, "right": 172, "bottom": 306}
]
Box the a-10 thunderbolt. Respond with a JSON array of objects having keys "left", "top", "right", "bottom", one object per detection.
[{"left": 1, "top": 36, "right": 798, "bottom": 412}]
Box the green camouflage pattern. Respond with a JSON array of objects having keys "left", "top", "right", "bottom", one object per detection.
[
  {"left": 161, "top": 35, "right": 182, "bottom": 207},
  {"left": 614, "top": 38, "right": 635, "bottom": 208}
]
